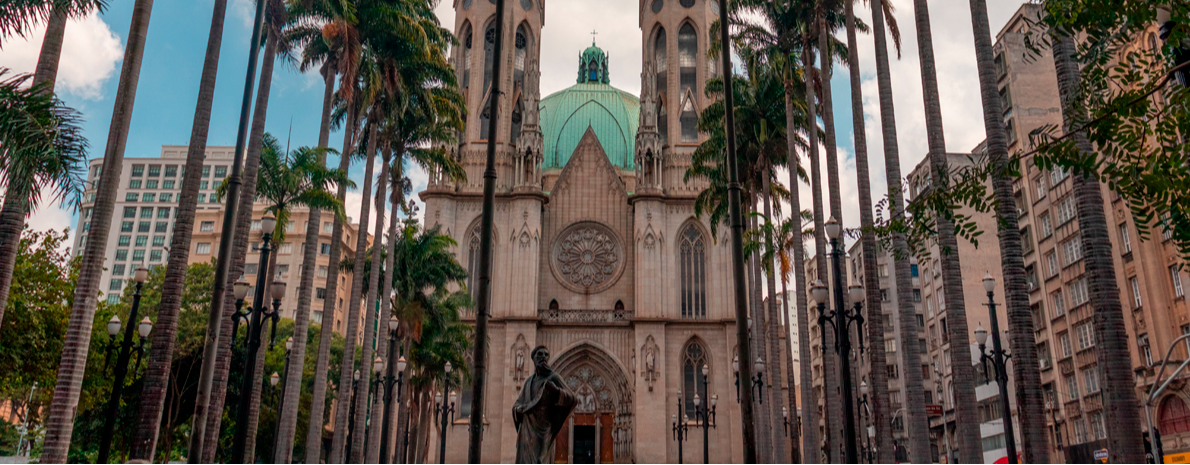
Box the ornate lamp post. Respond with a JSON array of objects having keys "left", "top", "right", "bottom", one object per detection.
[
  {"left": 814, "top": 219, "right": 867, "bottom": 465},
  {"left": 858, "top": 381, "right": 874, "bottom": 464},
  {"left": 270, "top": 337, "right": 293, "bottom": 453},
  {"left": 98, "top": 266, "right": 152, "bottom": 464},
  {"left": 672, "top": 391, "right": 689, "bottom": 465},
  {"left": 976, "top": 272, "right": 1017, "bottom": 464},
  {"left": 437, "top": 361, "right": 455, "bottom": 464},
  {"left": 379, "top": 317, "right": 406, "bottom": 464},
  {"left": 733, "top": 355, "right": 765, "bottom": 404},
  {"left": 232, "top": 216, "right": 284, "bottom": 464},
  {"left": 781, "top": 406, "right": 802, "bottom": 463},
  {"left": 694, "top": 364, "right": 717, "bottom": 464}
]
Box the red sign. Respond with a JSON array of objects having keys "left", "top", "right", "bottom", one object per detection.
[{"left": 926, "top": 404, "right": 943, "bottom": 417}]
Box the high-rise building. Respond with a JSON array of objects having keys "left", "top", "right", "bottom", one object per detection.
[{"left": 72, "top": 145, "right": 364, "bottom": 334}]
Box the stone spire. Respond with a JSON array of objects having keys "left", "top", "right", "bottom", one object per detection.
[
  {"left": 635, "top": 61, "right": 663, "bottom": 191},
  {"left": 515, "top": 59, "right": 543, "bottom": 189},
  {"left": 577, "top": 41, "right": 611, "bottom": 85}
]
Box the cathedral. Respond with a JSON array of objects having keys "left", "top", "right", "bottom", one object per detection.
[{"left": 420, "top": 0, "right": 791, "bottom": 462}]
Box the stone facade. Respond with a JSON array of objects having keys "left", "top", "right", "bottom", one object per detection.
[{"left": 418, "top": 0, "right": 794, "bottom": 462}]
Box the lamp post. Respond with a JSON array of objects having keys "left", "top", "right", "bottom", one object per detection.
[
  {"left": 858, "top": 381, "right": 874, "bottom": 464},
  {"left": 232, "top": 216, "right": 284, "bottom": 464},
  {"left": 16, "top": 382, "right": 36, "bottom": 457},
  {"left": 694, "top": 364, "right": 717, "bottom": 464},
  {"left": 815, "top": 217, "right": 866, "bottom": 465},
  {"left": 379, "top": 317, "right": 406, "bottom": 464},
  {"left": 98, "top": 266, "right": 152, "bottom": 464},
  {"left": 271, "top": 337, "right": 293, "bottom": 454},
  {"left": 437, "top": 362, "right": 455, "bottom": 464},
  {"left": 672, "top": 391, "right": 689, "bottom": 465},
  {"left": 781, "top": 406, "right": 802, "bottom": 463},
  {"left": 733, "top": 355, "right": 765, "bottom": 404},
  {"left": 347, "top": 369, "right": 360, "bottom": 453},
  {"left": 976, "top": 272, "right": 1017, "bottom": 464}
]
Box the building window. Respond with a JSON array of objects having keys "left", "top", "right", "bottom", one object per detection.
[
  {"left": 200, "top": 180, "right": 209, "bottom": 190},
  {"left": 1075, "top": 322, "right": 1095, "bottom": 350},
  {"left": 1131, "top": 277, "right": 1143, "bottom": 309},
  {"left": 251, "top": 220, "right": 261, "bottom": 231},
  {"left": 1046, "top": 252, "right": 1059, "bottom": 278},
  {"left": 681, "top": 339, "right": 709, "bottom": 419},
  {"left": 201, "top": 221, "right": 214, "bottom": 232},
  {"left": 1065, "top": 373, "right": 1079, "bottom": 399},
  {"left": 1036, "top": 177, "right": 1047, "bottom": 200},
  {"left": 279, "top": 243, "right": 293, "bottom": 254},
  {"left": 152, "top": 236, "right": 165, "bottom": 247},
  {"left": 165, "top": 165, "right": 178, "bottom": 177},
  {"left": 125, "top": 193, "right": 139, "bottom": 202},
  {"left": 1050, "top": 166, "right": 1068, "bottom": 187},
  {"left": 209, "top": 194, "right": 219, "bottom": 204},
  {"left": 1069, "top": 278, "right": 1089, "bottom": 306},
  {"left": 1056, "top": 196, "right": 1077, "bottom": 225},
  {"left": 1062, "top": 236, "right": 1083, "bottom": 266},
  {"left": 141, "top": 193, "right": 155, "bottom": 203},
  {"left": 1173, "top": 266, "right": 1185, "bottom": 297},
  {"left": 1083, "top": 366, "right": 1100, "bottom": 393},
  {"left": 318, "top": 266, "right": 329, "bottom": 278},
  {"left": 147, "top": 165, "right": 161, "bottom": 177},
  {"left": 887, "top": 364, "right": 899, "bottom": 379},
  {"left": 1140, "top": 335, "right": 1153, "bottom": 366},
  {"left": 323, "top": 222, "right": 334, "bottom": 233},
  {"left": 1120, "top": 224, "right": 1132, "bottom": 254},
  {"left": 679, "top": 224, "right": 707, "bottom": 318},
  {"left": 145, "top": 180, "right": 158, "bottom": 189},
  {"left": 910, "top": 264, "right": 919, "bottom": 277},
  {"left": 132, "top": 250, "right": 145, "bottom": 261},
  {"left": 316, "top": 287, "right": 327, "bottom": 300},
  {"left": 150, "top": 250, "right": 162, "bottom": 262},
  {"left": 135, "top": 236, "right": 148, "bottom": 247},
  {"left": 163, "top": 180, "right": 175, "bottom": 189},
  {"left": 112, "top": 264, "right": 125, "bottom": 276},
  {"left": 1040, "top": 213, "right": 1052, "bottom": 238},
  {"left": 121, "top": 221, "right": 133, "bottom": 233},
  {"left": 214, "top": 166, "right": 227, "bottom": 178},
  {"left": 275, "top": 265, "right": 289, "bottom": 276},
  {"left": 131, "top": 165, "right": 144, "bottom": 177},
  {"left": 137, "top": 221, "right": 150, "bottom": 233},
  {"left": 118, "top": 235, "right": 131, "bottom": 247},
  {"left": 320, "top": 243, "right": 331, "bottom": 255},
  {"left": 677, "top": 23, "right": 698, "bottom": 142},
  {"left": 109, "top": 279, "right": 123, "bottom": 291},
  {"left": 196, "top": 243, "right": 212, "bottom": 254},
  {"left": 115, "top": 249, "right": 128, "bottom": 261},
  {"left": 1090, "top": 412, "right": 1106, "bottom": 440},
  {"left": 654, "top": 27, "right": 669, "bottom": 146},
  {"left": 198, "top": 193, "right": 206, "bottom": 203},
  {"left": 128, "top": 179, "right": 142, "bottom": 189},
  {"left": 1051, "top": 290, "right": 1065, "bottom": 316},
  {"left": 1059, "top": 332, "right": 1072, "bottom": 358}
]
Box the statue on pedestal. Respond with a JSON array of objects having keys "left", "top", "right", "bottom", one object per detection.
[{"left": 512, "top": 346, "right": 577, "bottom": 463}]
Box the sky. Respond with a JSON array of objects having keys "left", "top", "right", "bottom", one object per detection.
[{"left": 0, "top": 0, "right": 1030, "bottom": 247}]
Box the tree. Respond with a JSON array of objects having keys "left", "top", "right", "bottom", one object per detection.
[
  {"left": 0, "top": 0, "right": 108, "bottom": 89},
  {"left": 909, "top": 0, "right": 983, "bottom": 461},
  {"left": 41, "top": 0, "right": 154, "bottom": 460},
  {"left": 837, "top": 0, "right": 897, "bottom": 460},
  {"left": 127, "top": 1, "right": 231, "bottom": 459},
  {"left": 197, "top": 1, "right": 288, "bottom": 460},
  {"left": 0, "top": 69, "right": 86, "bottom": 329}
]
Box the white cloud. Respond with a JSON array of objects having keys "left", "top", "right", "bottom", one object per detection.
[
  {"left": 27, "top": 200, "right": 76, "bottom": 252},
  {"left": 0, "top": 12, "right": 123, "bottom": 100},
  {"left": 233, "top": 0, "right": 257, "bottom": 29}
]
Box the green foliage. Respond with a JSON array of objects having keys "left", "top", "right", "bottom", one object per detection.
[
  {"left": 1025, "top": 0, "right": 1190, "bottom": 258},
  {"left": 0, "top": 69, "right": 87, "bottom": 212},
  {"left": 0, "top": 0, "right": 107, "bottom": 40}
]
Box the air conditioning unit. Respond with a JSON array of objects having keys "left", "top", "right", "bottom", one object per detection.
[{"left": 1040, "top": 358, "right": 1049, "bottom": 370}]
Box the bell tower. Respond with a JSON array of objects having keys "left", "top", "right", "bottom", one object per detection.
[
  {"left": 637, "top": 0, "right": 717, "bottom": 193},
  {"left": 447, "top": 0, "right": 545, "bottom": 192}
]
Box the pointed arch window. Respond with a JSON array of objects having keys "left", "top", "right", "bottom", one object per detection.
[
  {"left": 654, "top": 28, "right": 669, "bottom": 146},
  {"left": 514, "top": 26, "right": 528, "bottom": 86},
  {"left": 1161, "top": 396, "right": 1190, "bottom": 435},
  {"left": 483, "top": 23, "right": 497, "bottom": 94},
  {"left": 682, "top": 340, "right": 709, "bottom": 419},
  {"left": 462, "top": 24, "right": 473, "bottom": 91},
  {"left": 467, "top": 229, "right": 481, "bottom": 303},
  {"left": 677, "top": 24, "right": 699, "bottom": 142},
  {"left": 680, "top": 224, "right": 707, "bottom": 318}
]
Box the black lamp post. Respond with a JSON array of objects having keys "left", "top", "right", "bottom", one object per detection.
[
  {"left": 781, "top": 406, "right": 801, "bottom": 463},
  {"left": 858, "top": 381, "right": 874, "bottom": 464},
  {"left": 379, "top": 316, "right": 406, "bottom": 464},
  {"left": 347, "top": 369, "right": 360, "bottom": 453},
  {"left": 436, "top": 362, "right": 455, "bottom": 465},
  {"left": 672, "top": 392, "right": 689, "bottom": 465},
  {"left": 976, "top": 272, "right": 1017, "bottom": 465},
  {"left": 232, "top": 216, "right": 285, "bottom": 464},
  {"left": 814, "top": 216, "right": 866, "bottom": 465},
  {"left": 732, "top": 354, "right": 765, "bottom": 404},
  {"left": 98, "top": 267, "right": 152, "bottom": 464},
  {"left": 694, "top": 364, "right": 717, "bottom": 464},
  {"left": 270, "top": 337, "right": 292, "bottom": 453}
]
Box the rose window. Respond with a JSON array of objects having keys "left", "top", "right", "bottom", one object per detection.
[{"left": 552, "top": 222, "right": 624, "bottom": 293}]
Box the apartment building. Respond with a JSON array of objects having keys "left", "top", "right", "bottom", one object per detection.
[
  {"left": 990, "top": 5, "right": 1188, "bottom": 463},
  {"left": 72, "top": 145, "right": 365, "bottom": 335}
]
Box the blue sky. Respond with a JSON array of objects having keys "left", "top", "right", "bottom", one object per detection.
[{"left": 1, "top": 0, "right": 1029, "bottom": 242}]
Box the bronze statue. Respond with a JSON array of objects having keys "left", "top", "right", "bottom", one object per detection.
[{"left": 512, "top": 346, "right": 577, "bottom": 464}]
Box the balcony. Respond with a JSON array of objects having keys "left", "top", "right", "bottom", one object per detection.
[
  {"left": 538, "top": 308, "right": 633, "bottom": 325},
  {"left": 1076, "top": 348, "right": 1098, "bottom": 368}
]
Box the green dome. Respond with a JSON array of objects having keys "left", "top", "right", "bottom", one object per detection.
[{"left": 539, "top": 43, "right": 639, "bottom": 171}]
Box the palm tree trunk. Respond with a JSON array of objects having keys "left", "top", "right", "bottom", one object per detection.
[
  {"left": 748, "top": 203, "right": 773, "bottom": 463},
  {"left": 802, "top": 37, "right": 838, "bottom": 464},
  {"left": 842, "top": 1, "right": 893, "bottom": 461},
  {"left": 278, "top": 66, "right": 335, "bottom": 465},
  {"left": 32, "top": 5, "right": 66, "bottom": 89},
  {"left": 1051, "top": 32, "right": 1145, "bottom": 464},
  {"left": 370, "top": 155, "right": 402, "bottom": 463},
  {"left": 201, "top": 6, "right": 283, "bottom": 458},
  {"left": 866, "top": 0, "right": 931, "bottom": 461},
  {"left": 965, "top": 0, "right": 1050, "bottom": 461},
  {"left": 785, "top": 87, "right": 819, "bottom": 465},
  {"left": 40, "top": 1, "right": 155, "bottom": 461},
  {"left": 910, "top": 1, "right": 982, "bottom": 461},
  {"left": 129, "top": 1, "right": 229, "bottom": 459},
  {"left": 0, "top": 195, "right": 27, "bottom": 330},
  {"left": 761, "top": 171, "right": 788, "bottom": 462},
  {"left": 243, "top": 246, "right": 281, "bottom": 462},
  {"left": 306, "top": 75, "right": 352, "bottom": 465},
  {"left": 330, "top": 120, "right": 378, "bottom": 464},
  {"left": 355, "top": 143, "right": 390, "bottom": 463}
]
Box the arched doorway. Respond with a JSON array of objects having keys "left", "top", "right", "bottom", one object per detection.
[{"left": 551, "top": 344, "right": 634, "bottom": 464}]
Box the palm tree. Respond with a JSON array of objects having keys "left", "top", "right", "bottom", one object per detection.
[
  {"left": 127, "top": 1, "right": 231, "bottom": 459},
  {"left": 965, "top": 0, "right": 1051, "bottom": 461},
  {"left": 839, "top": 0, "right": 896, "bottom": 460},
  {"left": 39, "top": 0, "right": 153, "bottom": 461},
  {"left": 1050, "top": 30, "right": 1144, "bottom": 464},
  {"left": 860, "top": 0, "right": 936, "bottom": 461},
  {"left": 0, "top": 70, "right": 86, "bottom": 329},
  {"left": 199, "top": 0, "right": 288, "bottom": 460},
  {"left": 0, "top": 0, "right": 107, "bottom": 88},
  {"left": 909, "top": 0, "right": 983, "bottom": 461}
]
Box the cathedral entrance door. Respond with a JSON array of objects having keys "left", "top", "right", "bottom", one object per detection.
[{"left": 572, "top": 413, "right": 597, "bottom": 464}]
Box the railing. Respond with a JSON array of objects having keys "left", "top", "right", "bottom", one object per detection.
[{"left": 538, "top": 308, "right": 633, "bottom": 324}]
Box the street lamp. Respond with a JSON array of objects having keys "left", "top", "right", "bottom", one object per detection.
[
  {"left": 694, "top": 364, "right": 716, "bottom": 464},
  {"left": 232, "top": 216, "right": 284, "bottom": 464},
  {"left": 976, "top": 272, "right": 1017, "bottom": 464},
  {"left": 733, "top": 356, "right": 765, "bottom": 404},
  {"left": 378, "top": 317, "right": 406, "bottom": 464},
  {"left": 437, "top": 362, "right": 455, "bottom": 464},
  {"left": 271, "top": 337, "right": 294, "bottom": 455},
  {"left": 816, "top": 217, "right": 866, "bottom": 464},
  {"left": 672, "top": 392, "right": 689, "bottom": 465},
  {"left": 858, "top": 381, "right": 874, "bottom": 464},
  {"left": 98, "top": 266, "right": 152, "bottom": 464}
]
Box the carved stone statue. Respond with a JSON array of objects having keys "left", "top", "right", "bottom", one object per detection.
[{"left": 512, "top": 346, "right": 577, "bottom": 463}]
